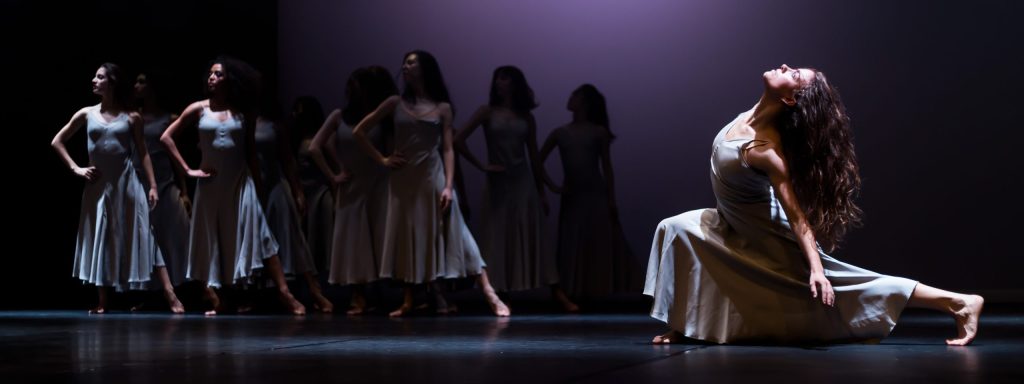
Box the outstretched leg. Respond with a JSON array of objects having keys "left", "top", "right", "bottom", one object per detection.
[{"left": 907, "top": 283, "right": 984, "bottom": 346}]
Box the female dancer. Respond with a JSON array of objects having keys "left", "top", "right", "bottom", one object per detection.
[
  {"left": 645, "top": 64, "right": 983, "bottom": 345},
  {"left": 51, "top": 63, "right": 183, "bottom": 313}
]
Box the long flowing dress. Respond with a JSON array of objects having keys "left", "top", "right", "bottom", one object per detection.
[
  {"left": 254, "top": 119, "right": 315, "bottom": 277},
  {"left": 644, "top": 113, "right": 918, "bottom": 343},
  {"left": 186, "top": 107, "right": 279, "bottom": 288},
  {"left": 73, "top": 105, "right": 163, "bottom": 292},
  {"left": 479, "top": 113, "right": 556, "bottom": 291},
  {"left": 551, "top": 124, "right": 638, "bottom": 298},
  {"left": 133, "top": 114, "right": 190, "bottom": 286},
  {"left": 378, "top": 106, "right": 485, "bottom": 283},
  {"left": 328, "top": 121, "right": 388, "bottom": 285}
]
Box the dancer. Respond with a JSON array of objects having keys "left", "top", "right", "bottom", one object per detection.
[
  {"left": 352, "top": 50, "right": 509, "bottom": 317},
  {"left": 51, "top": 63, "right": 183, "bottom": 313},
  {"left": 455, "top": 65, "right": 576, "bottom": 311},
  {"left": 160, "top": 56, "right": 305, "bottom": 315},
  {"left": 645, "top": 64, "right": 983, "bottom": 345},
  {"left": 540, "top": 84, "right": 638, "bottom": 303}
]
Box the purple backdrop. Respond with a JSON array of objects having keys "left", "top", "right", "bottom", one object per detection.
[{"left": 278, "top": 0, "right": 1023, "bottom": 296}]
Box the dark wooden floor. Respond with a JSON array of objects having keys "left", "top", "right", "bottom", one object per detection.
[{"left": 1, "top": 305, "right": 1020, "bottom": 383}]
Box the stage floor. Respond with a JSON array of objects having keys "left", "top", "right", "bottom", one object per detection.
[{"left": 2, "top": 308, "right": 1021, "bottom": 383}]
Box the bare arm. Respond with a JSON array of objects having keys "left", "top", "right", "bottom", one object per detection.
[
  {"left": 130, "top": 113, "right": 159, "bottom": 208},
  {"left": 440, "top": 103, "right": 456, "bottom": 210},
  {"left": 165, "top": 114, "right": 190, "bottom": 197},
  {"left": 454, "top": 105, "right": 499, "bottom": 172},
  {"left": 538, "top": 127, "right": 563, "bottom": 193},
  {"left": 353, "top": 96, "right": 403, "bottom": 167},
  {"left": 310, "top": 109, "right": 346, "bottom": 183},
  {"left": 159, "top": 101, "right": 207, "bottom": 178},
  {"left": 746, "top": 140, "right": 835, "bottom": 307},
  {"left": 50, "top": 108, "right": 95, "bottom": 180}
]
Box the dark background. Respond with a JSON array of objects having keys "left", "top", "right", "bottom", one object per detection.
[{"left": 5, "top": 0, "right": 1022, "bottom": 309}]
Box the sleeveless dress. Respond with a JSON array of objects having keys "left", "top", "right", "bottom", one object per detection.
[
  {"left": 133, "top": 114, "right": 190, "bottom": 286},
  {"left": 478, "top": 112, "right": 556, "bottom": 291},
  {"left": 186, "top": 107, "right": 279, "bottom": 288},
  {"left": 644, "top": 113, "right": 918, "bottom": 343},
  {"left": 378, "top": 106, "right": 485, "bottom": 283},
  {"left": 255, "top": 119, "right": 315, "bottom": 277},
  {"left": 552, "top": 124, "right": 638, "bottom": 298},
  {"left": 73, "top": 106, "right": 163, "bottom": 291},
  {"left": 328, "top": 121, "right": 388, "bottom": 285}
]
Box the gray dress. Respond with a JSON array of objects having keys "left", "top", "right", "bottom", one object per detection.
[
  {"left": 378, "top": 106, "right": 485, "bottom": 283},
  {"left": 186, "top": 107, "right": 279, "bottom": 287},
  {"left": 328, "top": 121, "right": 387, "bottom": 285},
  {"left": 133, "top": 114, "right": 190, "bottom": 286},
  {"left": 644, "top": 113, "right": 918, "bottom": 343},
  {"left": 255, "top": 119, "right": 315, "bottom": 276},
  {"left": 479, "top": 112, "right": 557, "bottom": 291},
  {"left": 297, "top": 138, "right": 334, "bottom": 273},
  {"left": 73, "top": 105, "right": 163, "bottom": 291},
  {"left": 552, "top": 124, "right": 638, "bottom": 298}
]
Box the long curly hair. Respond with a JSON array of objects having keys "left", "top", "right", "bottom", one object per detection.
[
  {"left": 775, "top": 71, "right": 862, "bottom": 252},
  {"left": 209, "top": 55, "right": 262, "bottom": 115}
]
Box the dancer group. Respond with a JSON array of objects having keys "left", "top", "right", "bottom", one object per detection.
[{"left": 52, "top": 53, "right": 981, "bottom": 345}]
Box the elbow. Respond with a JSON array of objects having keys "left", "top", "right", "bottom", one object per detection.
[{"left": 159, "top": 134, "right": 173, "bottom": 148}]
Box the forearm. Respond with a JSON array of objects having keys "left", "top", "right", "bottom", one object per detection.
[{"left": 444, "top": 147, "right": 455, "bottom": 190}]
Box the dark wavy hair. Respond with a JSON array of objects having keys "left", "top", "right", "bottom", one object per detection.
[
  {"left": 209, "top": 55, "right": 262, "bottom": 115},
  {"left": 489, "top": 65, "right": 538, "bottom": 116},
  {"left": 98, "top": 62, "right": 133, "bottom": 109},
  {"left": 400, "top": 50, "right": 453, "bottom": 114},
  {"left": 775, "top": 71, "right": 862, "bottom": 252},
  {"left": 342, "top": 66, "right": 399, "bottom": 126},
  {"left": 573, "top": 84, "right": 615, "bottom": 141}
]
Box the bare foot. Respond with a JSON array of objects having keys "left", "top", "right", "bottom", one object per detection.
[
  {"left": 557, "top": 296, "right": 580, "bottom": 313},
  {"left": 487, "top": 294, "right": 510, "bottom": 317},
  {"left": 947, "top": 294, "right": 984, "bottom": 346},
  {"left": 348, "top": 292, "right": 367, "bottom": 315},
  {"left": 130, "top": 302, "right": 146, "bottom": 312},
  {"left": 165, "top": 290, "right": 185, "bottom": 314},
  {"left": 552, "top": 286, "right": 578, "bottom": 313},
  {"left": 652, "top": 330, "right": 684, "bottom": 344},
  {"left": 203, "top": 288, "right": 222, "bottom": 316},
  {"left": 204, "top": 310, "right": 218, "bottom": 317},
  {"left": 313, "top": 296, "right": 334, "bottom": 314},
  {"left": 88, "top": 306, "right": 106, "bottom": 314},
  {"left": 236, "top": 305, "right": 253, "bottom": 314},
  {"left": 279, "top": 291, "right": 306, "bottom": 316},
  {"left": 389, "top": 304, "right": 413, "bottom": 318}
]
